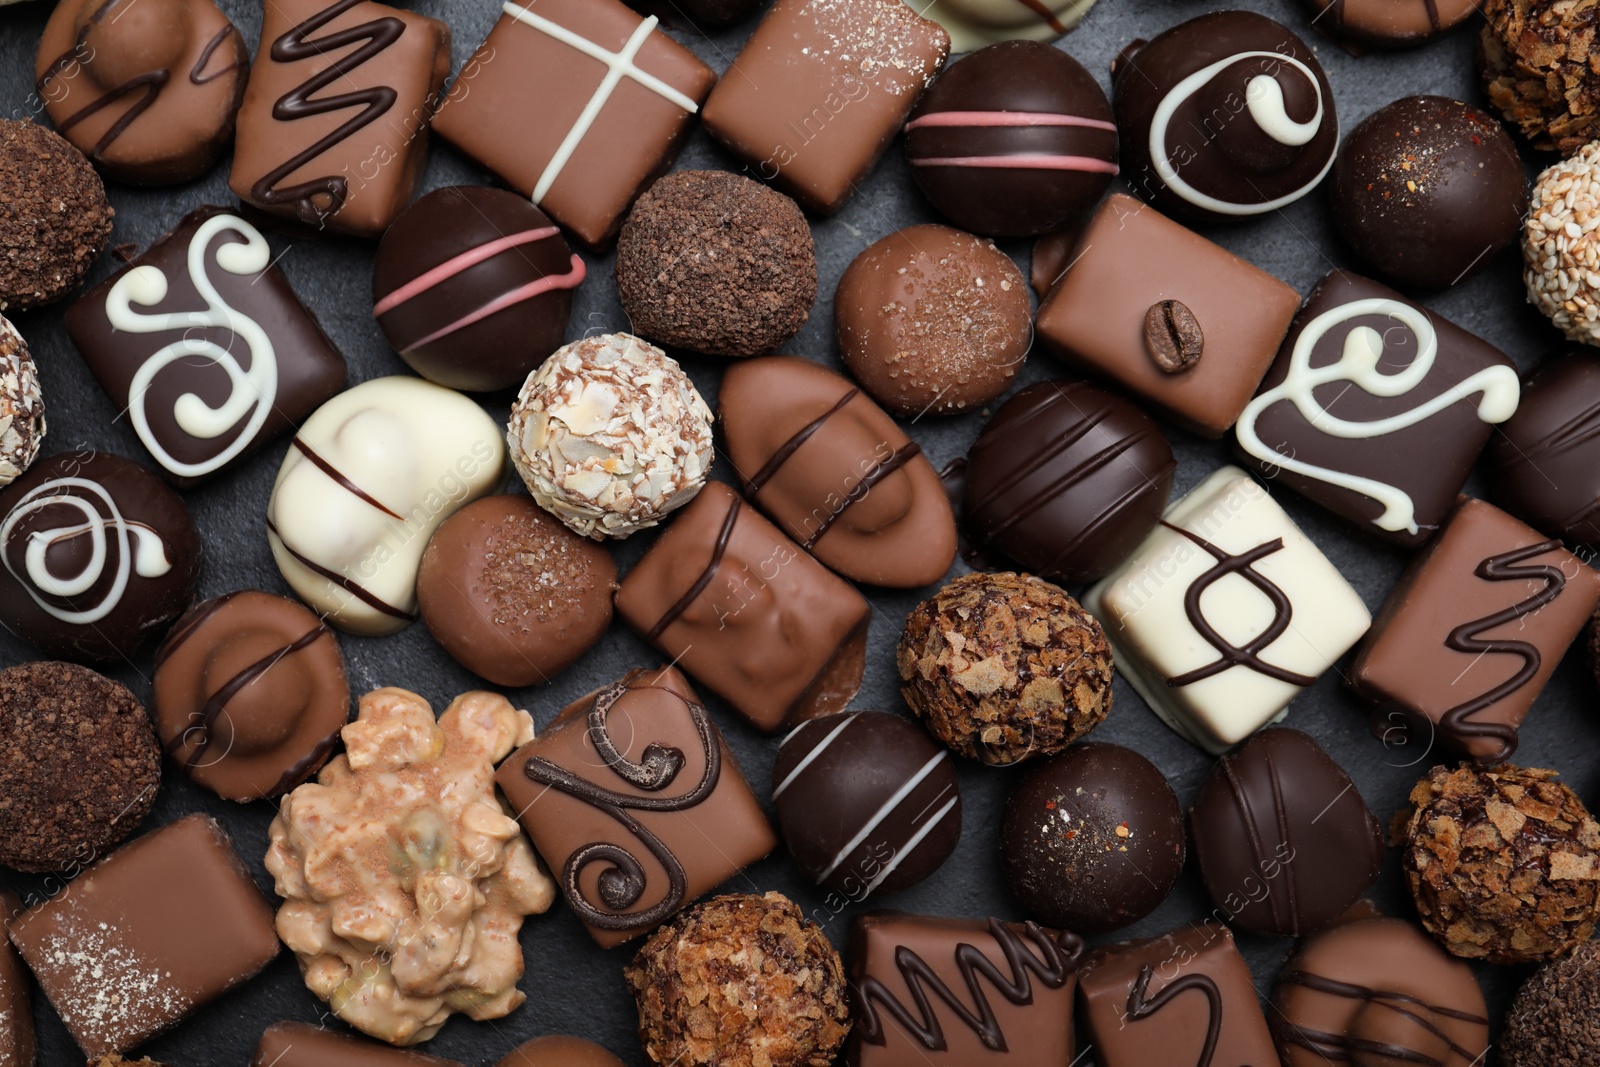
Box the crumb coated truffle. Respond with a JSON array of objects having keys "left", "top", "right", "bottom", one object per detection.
[
  {"left": 897, "top": 571, "right": 1113, "bottom": 766},
  {"left": 0, "top": 313, "right": 44, "bottom": 487},
  {"left": 1524, "top": 143, "right": 1600, "bottom": 344},
  {"left": 626, "top": 892, "right": 850, "bottom": 1067},
  {"left": 0, "top": 120, "right": 112, "bottom": 310},
  {"left": 616, "top": 171, "right": 817, "bottom": 358},
  {"left": 1503, "top": 938, "right": 1600, "bottom": 1067},
  {"left": 1482, "top": 0, "right": 1600, "bottom": 153},
  {"left": 1403, "top": 763, "right": 1600, "bottom": 964},
  {"left": 91, "top": 1057, "right": 169, "bottom": 1067},
  {"left": 0, "top": 661, "right": 160, "bottom": 872}
]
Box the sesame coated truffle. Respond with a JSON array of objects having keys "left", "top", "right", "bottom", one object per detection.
[
  {"left": 0, "top": 313, "right": 43, "bottom": 487},
  {"left": 1524, "top": 142, "right": 1600, "bottom": 344},
  {"left": 0, "top": 120, "right": 113, "bottom": 310}
]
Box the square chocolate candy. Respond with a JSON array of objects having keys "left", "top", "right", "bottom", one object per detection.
[
  {"left": 1351, "top": 497, "right": 1600, "bottom": 762},
  {"left": 8, "top": 815, "right": 279, "bottom": 1059},
  {"left": 0, "top": 891, "right": 32, "bottom": 1067},
  {"left": 1234, "top": 269, "right": 1522, "bottom": 548},
  {"left": 496, "top": 666, "right": 776, "bottom": 948},
  {"left": 615, "top": 481, "right": 871, "bottom": 732},
  {"left": 433, "top": 0, "right": 716, "bottom": 249},
  {"left": 230, "top": 0, "right": 451, "bottom": 237},
  {"left": 253, "top": 1022, "right": 465, "bottom": 1066},
  {"left": 1086, "top": 466, "right": 1371, "bottom": 754},
  {"left": 1035, "top": 192, "right": 1301, "bottom": 438},
  {"left": 64, "top": 207, "right": 347, "bottom": 487},
  {"left": 702, "top": 0, "right": 950, "bottom": 215},
  {"left": 1078, "top": 923, "right": 1277, "bottom": 1067}
]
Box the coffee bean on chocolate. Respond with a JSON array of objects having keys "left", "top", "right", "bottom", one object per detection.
[
  {"left": 0, "top": 120, "right": 112, "bottom": 310},
  {"left": 1488, "top": 350, "right": 1600, "bottom": 545},
  {"left": 1143, "top": 299, "right": 1203, "bottom": 373}
]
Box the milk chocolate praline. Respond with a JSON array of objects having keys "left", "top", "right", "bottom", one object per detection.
[{"left": 498, "top": 1036, "right": 625, "bottom": 1067}]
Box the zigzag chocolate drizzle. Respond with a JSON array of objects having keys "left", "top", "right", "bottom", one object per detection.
[{"left": 1274, "top": 969, "right": 1488, "bottom": 1067}]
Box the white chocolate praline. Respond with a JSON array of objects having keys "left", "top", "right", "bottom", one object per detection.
[
  {"left": 1086, "top": 466, "right": 1372, "bottom": 754},
  {"left": 906, "top": 0, "right": 1099, "bottom": 53},
  {"left": 265, "top": 687, "right": 555, "bottom": 1047},
  {"left": 0, "top": 313, "right": 44, "bottom": 488},
  {"left": 267, "top": 377, "right": 506, "bottom": 637},
  {"left": 508, "top": 332, "right": 713, "bottom": 539},
  {"left": 1525, "top": 142, "right": 1600, "bottom": 346}
]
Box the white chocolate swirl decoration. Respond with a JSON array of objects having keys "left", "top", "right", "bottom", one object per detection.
[
  {"left": 105, "top": 213, "right": 277, "bottom": 480},
  {"left": 0, "top": 476, "right": 172, "bottom": 624},
  {"left": 1236, "top": 298, "right": 1521, "bottom": 535}
]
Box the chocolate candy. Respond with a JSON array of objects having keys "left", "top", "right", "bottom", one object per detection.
[
  {"left": 1078, "top": 924, "right": 1278, "bottom": 1067},
  {"left": 1333, "top": 96, "right": 1526, "bottom": 291},
  {"left": 719, "top": 356, "right": 956, "bottom": 588},
  {"left": 1352, "top": 498, "right": 1600, "bottom": 762},
  {"left": 0, "top": 451, "right": 200, "bottom": 663},
  {"left": 36, "top": 0, "right": 247, "bottom": 184},
  {"left": 962, "top": 379, "right": 1175, "bottom": 584},
  {"left": 1524, "top": 147, "right": 1600, "bottom": 345},
  {"left": 497, "top": 1037, "right": 623, "bottom": 1067},
  {"left": 1190, "top": 729, "right": 1385, "bottom": 938},
  {"left": 1273, "top": 917, "right": 1490, "bottom": 1067},
  {"left": 616, "top": 482, "right": 871, "bottom": 732},
  {"left": 1304, "top": 0, "right": 1476, "bottom": 48},
  {"left": 1001, "top": 743, "right": 1184, "bottom": 933},
  {"left": 266, "top": 376, "right": 506, "bottom": 636},
  {"left": 0, "top": 313, "right": 44, "bottom": 488},
  {"left": 0, "top": 120, "right": 113, "bottom": 311},
  {"left": 847, "top": 913, "right": 1083, "bottom": 1067},
  {"left": 1035, "top": 192, "right": 1302, "bottom": 437},
  {"left": 1086, "top": 466, "right": 1372, "bottom": 753},
  {"left": 1114, "top": 12, "right": 1337, "bottom": 225},
  {"left": 373, "top": 186, "right": 584, "bottom": 393},
  {"left": 253, "top": 1023, "right": 464, "bottom": 1067},
  {"left": 702, "top": 0, "right": 949, "bottom": 215},
  {"left": 1235, "top": 269, "right": 1521, "bottom": 547},
  {"left": 772, "top": 712, "right": 961, "bottom": 900},
  {"left": 416, "top": 494, "right": 616, "bottom": 687},
  {"left": 495, "top": 666, "right": 776, "bottom": 947},
  {"left": 1030, "top": 226, "right": 1076, "bottom": 299},
  {"left": 152, "top": 590, "right": 349, "bottom": 801},
  {"left": 835, "top": 224, "right": 1031, "bottom": 418},
  {"left": 9, "top": 815, "right": 279, "bottom": 1059},
  {"left": 915, "top": 0, "right": 1098, "bottom": 52},
  {"left": 1488, "top": 351, "right": 1600, "bottom": 544},
  {"left": 0, "top": 891, "right": 32, "bottom": 1067},
  {"left": 65, "top": 207, "right": 346, "bottom": 486},
  {"left": 904, "top": 41, "right": 1116, "bottom": 237},
  {"left": 433, "top": 0, "right": 716, "bottom": 249},
  {"left": 1502, "top": 940, "right": 1600, "bottom": 1067},
  {"left": 230, "top": 0, "right": 450, "bottom": 237}
]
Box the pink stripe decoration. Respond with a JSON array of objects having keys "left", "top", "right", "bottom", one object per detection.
[
  {"left": 905, "top": 110, "right": 1117, "bottom": 132},
  {"left": 401, "top": 254, "right": 588, "bottom": 351},
  {"left": 911, "top": 154, "right": 1121, "bottom": 172},
  {"left": 373, "top": 226, "right": 563, "bottom": 316}
]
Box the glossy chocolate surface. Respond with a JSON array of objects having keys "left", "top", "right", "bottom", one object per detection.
[
  {"left": 0, "top": 890, "right": 31, "bottom": 1067},
  {"left": 252, "top": 1022, "right": 465, "bottom": 1066},
  {"left": 1488, "top": 350, "right": 1600, "bottom": 545}
]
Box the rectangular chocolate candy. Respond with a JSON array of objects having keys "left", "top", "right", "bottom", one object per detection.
[
  {"left": 253, "top": 1022, "right": 464, "bottom": 1066},
  {"left": 0, "top": 891, "right": 32, "bottom": 1067}
]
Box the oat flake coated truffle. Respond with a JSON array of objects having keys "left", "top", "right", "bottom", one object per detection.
[
  {"left": 1524, "top": 142, "right": 1600, "bottom": 344},
  {"left": 1403, "top": 763, "right": 1600, "bottom": 965},
  {"left": 1502, "top": 937, "right": 1600, "bottom": 1067},
  {"left": 0, "top": 120, "right": 113, "bottom": 310},
  {"left": 626, "top": 892, "right": 850, "bottom": 1067},
  {"left": 508, "top": 333, "right": 714, "bottom": 539},
  {"left": 897, "top": 571, "right": 1113, "bottom": 766},
  {"left": 0, "top": 313, "right": 44, "bottom": 487},
  {"left": 1482, "top": 0, "right": 1600, "bottom": 153}
]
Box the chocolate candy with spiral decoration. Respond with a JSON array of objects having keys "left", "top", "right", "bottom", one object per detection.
[
  {"left": 0, "top": 314, "right": 44, "bottom": 488},
  {"left": 1114, "top": 11, "right": 1338, "bottom": 225}
]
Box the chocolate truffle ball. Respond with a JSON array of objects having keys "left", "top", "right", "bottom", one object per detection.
[
  {"left": 626, "top": 892, "right": 850, "bottom": 1067},
  {"left": 772, "top": 712, "right": 962, "bottom": 898},
  {"left": 1483, "top": 0, "right": 1600, "bottom": 153},
  {"left": 0, "top": 120, "right": 113, "bottom": 310},
  {"left": 1333, "top": 96, "right": 1525, "bottom": 291},
  {"left": 835, "top": 224, "right": 1031, "bottom": 417},
  {"left": 963, "top": 379, "right": 1175, "bottom": 584},
  {"left": 898, "top": 571, "right": 1113, "bottom": 767},
  {"left": 1502, "top": 938, "right": 1600, "bottom": 1067},
  {"left": 0, "top": 661, "right": 160, "bottom": 872},
  {"left": 1524, "top": 144, "right": 1600, "bottom": 344},
  {"left": 1488, "top": 352, "right": 1600, "bottom": 543},
  {"left": 1403, "top": 763, "right": 1600, "bottom": 964},
  {"left": 498, "top": 1036, "right": 625, "bottom": 1067},
  {"left": 905, "top": 41, "right": 1117, "bottom": 237},
  {"left": 374, "top": 187, "right": 584, "bottom": 393},
  {"left": 417, "top": 494, "right": 617, "bottom": 686},
  {"left": 616, "top": 170, "right": 816, "bottom": 358},
  {"left": 508, "top": 333, "right": 714, "bottom": 539},
  {"left": 0, "top": 313, "right": 44, "bottom": 488}
]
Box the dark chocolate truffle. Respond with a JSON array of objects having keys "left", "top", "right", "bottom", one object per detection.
[
  {"left": 0, "top": 661, "right": 160, "bottom": 872},
  {"left": 772, "top": 711, "right": 962, "bottom": 898},
  {"left": 898, "top": 571, "right": 1113, "bottom": 766},
  {"left": 1487, "top": 351, "right": 1600, "bottom": 544},
  {"left": 374, "top": 186, "right": 585, "bottom": 393},
  {"left": 1333, "top": 96, "right": 1525, "bottom": 291},
  {"left": 1189, "top": 728, "right": 1385, "bottom": 938},
  {"left": 963, "top": 379, "right": 1175, "bottom": 584},
  {"left": 1303, "top": 0, "right": 1477, "bottom": 48},
  {"left": 1503, "top": 938, "right": 1600, "bottom": 1067},
  {"left": 0, "top": 120, "right": 113, "bottom": 310},
  {"left": 615, "top": 170, "right": 816, "bottom": 358},
  {"left": 1000, "top": 742, "right": 1185, "bottom": 934},
  {"left": 1483, "top": 0, "right": 1600, "bottom": 153},
  {"left": 904, "top": 41, "right": 1117, "bottom": 237},
  {"left": 835, "top": 224, "right": 1031, "bottom": 417}
]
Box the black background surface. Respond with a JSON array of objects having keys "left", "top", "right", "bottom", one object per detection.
[{"left": 0, "top": 0, "right": 1583, "bottom": 1063}]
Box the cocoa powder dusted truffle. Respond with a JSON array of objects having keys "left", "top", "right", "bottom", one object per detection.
[
  {"left": 0, "top": 313, "right": 43, "bottom": 488},
  {"left": 1502, "top": 938, "right": 1600, "bottom": 1067},
  {"left": 897, "top": 571, "right": 1113, "bottom": 766},
  {"left": 0, "top": 120, "right": 113, "bottom": 310},
  {"left": 1402, "top": 763, "right": 1600, "bottom": 964},
  {"left": 1523, "top": 143, "right": 1600, "bottom": 344},
  {"left": 1482, "top": 0, "right": 1600, "bottom": 153},
  {"left": 626, "top": 892, "right": 850, "bottom": 1067}
]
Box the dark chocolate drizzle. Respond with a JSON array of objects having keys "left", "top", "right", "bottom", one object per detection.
[
  {"left": 292, "top": 437, "right": 404, "bottom": 519},
  {"left": 266, "top": 517, "right": 416, "bottom": 621},
  {"left": 856, "top": 919, "right": 1084, "bottom": 1052},
  {"left": 1126, "top": 964, "right": 1237, "bottom": 1067},
  {"left": 191, "top": 25, "right": 246, "bottom": 85},
  {"left": 1013, "top": 0, "right": 1069, "bottom": 33},
  {"left": 646, "top": 494, "right": 742, "bottom": 642},
  {"left": 801, "top": 442, "right": 922, "bottom": 550},
  {"left": 521, "top": 679, "right": 721, "bottom": 930},
  {"left": 743, "top": 388, "right": 860, "bottom": 495},
  {"left": 1219, "top": 742, "right": 1298, "bottom": 935},
  {"left": 1274, "top": 969, "right": 1488, "bottom": 1067},
  {"left": 37, "top": 0, "right": 170, "bottom": 161}
]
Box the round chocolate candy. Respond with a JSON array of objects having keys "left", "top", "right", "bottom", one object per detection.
[
  {"left": 963, "top": 379, "right": 1175, "bottom": 584},
  {"left": 152, "top": 591, "right": 350, "bottom": 802},
  {"left": 498, "top": 1036, "right": 626, "bottom": 1067},
  {"left": 1333, "top": 96, "right": 1525, "bottom": 291},
  {"left": 1487, "top": 351, "right": 1600, "bottom": 545},
  {"left": 772, "top": 712, "right": 962, "bottom": 898},
  {"left": 1302, "top": 0, "right": 1476, "bottom": 47},
  {"left": 1503, "top": 940, "right": 1600, "bottom": 1067},
  {"left": 1000, "top": 742, "right": 1184, "bottom": 933},
  {"left": 905, "top": 41, "right": 1117, "bottom": 238},
  {"left": 1113, "top": 11, "right": 1338, "bottom": 225},
  {"left": 373, "top": 186, "right": 585, "bottom": 393},
  {"left": 0, "top": 120, "right": 113, "bottom": 311}
]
